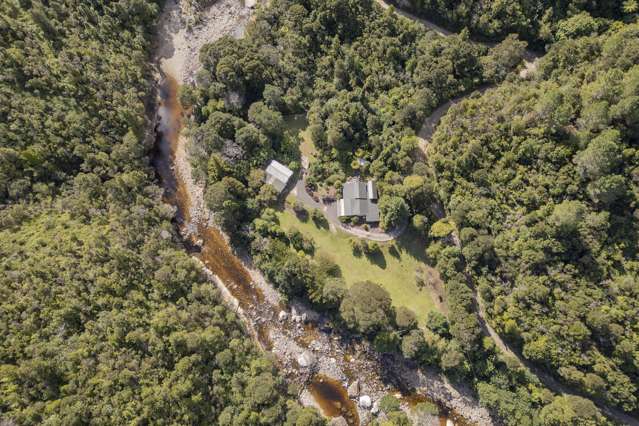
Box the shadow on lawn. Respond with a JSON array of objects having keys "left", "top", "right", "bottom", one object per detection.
[
  {"left": 394, "top": 229, "right": 429, "bottom": 263},
  {"left": 367, "top": 250, "right": 387, "bottom": 269}
]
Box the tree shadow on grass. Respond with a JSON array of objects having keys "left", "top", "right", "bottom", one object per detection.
[
  {"left": 294, "top": 209, "right": 309, "bottom": 222},
  {"left": 394, "top": 231, "right": 428, "bottom": 263},
  {"left": 367, "top": 251, "right": 387, "bottom": 269},
  {"left": 388, "top": 244, "right": 401, "bottom": 259}
]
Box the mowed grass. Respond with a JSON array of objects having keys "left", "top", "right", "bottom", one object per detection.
[{"left": 276, "top": 207, "right": 441, "bottom": 325}]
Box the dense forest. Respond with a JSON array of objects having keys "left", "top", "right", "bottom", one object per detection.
[
  {"left": 430, "top": 21, "right": 639, "bottom": 414},
  {"left": 2, "top": 0, "right": 638, "bottom": 424},
  {"left": 0, "top": 0, "right": 322, "bottom": 424},
  {"left": 184, "top": 0, "right": 527, "bottom": 238},
  {"left": 181, "top": 0, "right": 619, "bottom": 424},
  {"left": 394, "top": 0, "right": 637, "bottom": 46}
]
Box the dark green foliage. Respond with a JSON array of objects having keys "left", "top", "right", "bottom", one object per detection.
[
  {"left": 539, "top": 395, "right": 606, "bottom": 425},
  {"left": 414, "top": 401, "right": 439, "bottom": 416},
  {"left": 400, "top": 0, "right": 632, "bottom": 45},
  {"left": 0, "top": 0, "right": 158, "bottom": 203},
  {"left": 373, "top": 331, "right": 401, "bottom": 353},
  {"left": 430, "top": 23, "right": 639, "bottom": 412},
  {"left": 425, "top": 311, "right": 449, "bottom": 337},
  {"left": 395, "top": 306, "right": 418, "bottom": 330},
  {"left": 0, "top": 1, "right": 321, "bottom": 423},
  {"left": 284, "top": 402, "right": 326, "bottom": 426},
  {"left": 379, "top": 195, "right": 410, "bottom": 230},
  {"left": 378, "top": 394, "right": 401, "bottom": 413},
  {"left": 480, "top": 35, "right": 528, "bottom": 82},
  {"left": 339, "top": 281, "right": 395, "bottom": 336},
  {"left": 310, "top": 208, "right": 328, "bottom": 228},
  {"left": 401, "top": 329, "right": 428, "bottom": 360}
]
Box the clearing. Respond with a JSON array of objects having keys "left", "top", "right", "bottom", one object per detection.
[
  {"left": 276, "top": 203, "right": 445, "bottom": 325},
  {"left": 284, "top": 114, "right": 317, "bottom": 163}
]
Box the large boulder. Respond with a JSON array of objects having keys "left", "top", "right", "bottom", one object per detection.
[
  {"left": 371, "top": 399, "right": 380, "bottom": 415},
  {"left": 297, "top": 350, "right": 317, "bottom": 368},
  {"left": 359, "top": 395, "right": 372, "bottom": 409}
]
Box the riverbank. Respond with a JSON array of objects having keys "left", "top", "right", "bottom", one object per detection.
[{"left": 152, "top": 1, "right": 495, "bottom": 425}]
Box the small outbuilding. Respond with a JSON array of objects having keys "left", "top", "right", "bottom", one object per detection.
[
  {"left": 338, "top": 179, "right": 379, "bottom": 223},
  {"left": 265, "top": 160, "right": 293, "bottom": 193}
]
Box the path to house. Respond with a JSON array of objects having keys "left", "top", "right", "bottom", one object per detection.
[{"left": 290, "top": 173, "right": 401, "bottom": 242}]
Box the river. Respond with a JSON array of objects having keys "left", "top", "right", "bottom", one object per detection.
[{"left": 152, "top": 64, "right": 466, "bottom": 426}]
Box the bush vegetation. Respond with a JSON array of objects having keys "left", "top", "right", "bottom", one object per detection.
[
  {"left": 430, "top": 22, "right": 639, "bottom": 415},
  {"left": 0, "top": 0, "right": 322, "bottom": 424},
  {"left": 397, "top": 0, "right": 636, "bottom": 46}
]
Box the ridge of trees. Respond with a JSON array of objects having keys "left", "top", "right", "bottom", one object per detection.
[
  {"left": 429, "top": 22, "right": 639, "bottom": 416},
  {"left": 394, "top": 0, "right": 637, "bottom": 47},
  {"left": 0, "top": 1, "right": 322, "bottom": 424}
]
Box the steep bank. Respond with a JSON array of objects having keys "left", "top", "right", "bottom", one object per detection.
[{"left": 152, "top": 1, "right": 495, "bottom": 425}]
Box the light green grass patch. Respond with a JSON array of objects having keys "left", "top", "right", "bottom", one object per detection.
[
  {"left": 283, "top": 114, "right": 317, "bottom": 161},
  {"left": 276, "top": 207, "right": 441, "bottom": 325}
]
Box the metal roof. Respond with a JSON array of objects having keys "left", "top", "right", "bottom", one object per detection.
[
  {"left": 338, "top": 179, "right": 380, "bottom": 222},
  {"left": 342, "top": 179, "right": 377, "bottom": 201},
  {"left": 367, "top": 180, "right": 378, "bottom": 200},
  {"left": 265, "top": 160, "right": 293, "bottom": 193},
  {"left": 343, "top": 180, "right": 367, "bottom": 200}
]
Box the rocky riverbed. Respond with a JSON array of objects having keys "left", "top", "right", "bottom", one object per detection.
[{"left": 152, "top": 1, "right": 495, "bottom": 425}]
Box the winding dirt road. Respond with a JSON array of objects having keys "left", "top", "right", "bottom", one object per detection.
[{"left": 376, "top": 2, "right": 639, "bottom": 424}]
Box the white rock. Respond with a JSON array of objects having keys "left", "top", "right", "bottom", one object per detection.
[
  {"left": 297, "top": 350, "right": 316, "bottom": 368},
  {"left": 244, "top": 0, "right": 257, "bottom": 8},
  {"left": 160, "top": 230, "right": 171, "bottom": 240},
  {"left": 278, "top": 311, "right": 288, "bottom": 321},
  {"left": 359, "top": 395, "right": 372, "bottom": 409},
  {"left": 371, "top": 399, "right": 380, "bottom": 415},
  {"left": 446, "top": 420, "right": 454, "bottom": 426},
  {"left": 301, "top": 312, "right": 308, "bottom": 322}
]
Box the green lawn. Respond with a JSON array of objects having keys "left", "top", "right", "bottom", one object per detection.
[
  {"left": 283, "top": 114, "right": 317, "bottom": 161},
  {"left": 276, "top": 206, "right": 441, "bottom": 325}
]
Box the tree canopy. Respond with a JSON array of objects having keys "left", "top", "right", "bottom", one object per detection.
[
  {"left": 0, "top": 0, "right": 322, "bottom": 424},
  {"left": 429, "top": 22, "right": 639, "bottom": 413}
]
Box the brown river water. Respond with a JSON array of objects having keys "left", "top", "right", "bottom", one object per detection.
[{"left": 152, "top": 73, "right": 456, "bottom": 426}]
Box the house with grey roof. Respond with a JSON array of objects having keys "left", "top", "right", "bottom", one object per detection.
[
  {"left": 338, "top": 179, "right": 379, "bottom": 223},
  {"left": 265, "top": 160, "right": 293, "bottom": 193}
]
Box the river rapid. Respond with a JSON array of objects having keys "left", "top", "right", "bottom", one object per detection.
[{"left": 151, "top": 1, "right": 497, "bottom": 425}]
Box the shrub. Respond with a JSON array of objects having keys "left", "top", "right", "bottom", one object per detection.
[
  {"left": 429, "top": 218, "right": 456, "bottom": 238},
  {"left": 414, "top": 401, "right": 439, "bottom": 416},
  {"left": 350, "top": 238, "right": 366, "bottom": 256},
  {"left": 339, "top": 281, "right": 394, "bottom": 335},
  {"left": 310, "top": 208, "right": 328, "bottom": 228},
  {"left": 362, "top": 240, "right": 381, "bottom": 256},
  {"left": 292, "top": 200, "right": 308, "bottom": 219},
  {"left": 395, "top": 306, "right": 418, "bottom": 330},
  {"left": 379, "top": 394, "right": 401, "bottom": 414}
]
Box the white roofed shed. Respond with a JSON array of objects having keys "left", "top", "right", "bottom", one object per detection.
[{"left": 265, "top": 160, "right": 293, "bottom": 193}]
